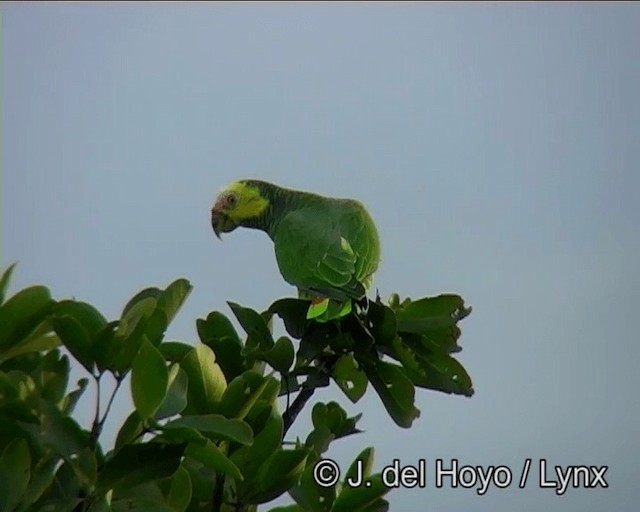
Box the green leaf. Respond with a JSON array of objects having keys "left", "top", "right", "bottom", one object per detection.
[
  {"left": 252, "top": 449, "right": 309, "bottom": 503},
  {"left": 219, "top": 371, "right": 279, "bottom": 420},
  {"left": 20, "top": 457, "right": 58, "bottom": 510},
  {"left": 231, "top": 407, "right": 283, "bottom": 484},
  {"left": 311, "top": 402, "right": 361, "bottom": 439},
  {"left": 267, "top": 298, "right": 310, "bottom": 339},
  {"left": 156, "top": 278, "right": 192, "bottom": 326},
  {"left": 343, "top": 447, "right": 374, "bottom": 484},
  {"left": 368, "top": 301, "right": 397, "bottom": 346},
  {"left": 296, "top": 323, "right": 337, "bottom": 364},
  {"left": 0, "top": 263, "right": 17, "bottom": 305},
  {"left": 305, "top": 425, "right": 334, "bottom": 457},
  {"left": 54, "top": 300, "right": 108, "bottom": 339},
  {"left": 332, "top": 354, "right": 368, "bottom": 403},
  {"left": 267, "top": 506, "right": 305, "bottom": 512},
  {"left": 0, "top": 438, "right": 31, "bottom": 512},
  {"left": 167, "top": 465, "right": 192, "bottom": 512},
  {"left": 163, "top": 414, "right": 253, "bottom": 445},
  {"left": 263, "top": 336, "right": 295, "bottom": 373},
  {"left": 155, "top": 364, "right": 188, "bottom": 419},
  {"left": 185, "top": 440, "right": 244, "bottom": 481},
  {"left": 228, "top": 301, "right": 274, "bottom": 353},
  {"left": 181, "top": 343, "right": 227, "bottom": 414},
  {"left": 115, "top": 411, "right": 144, "bottom": 452},
  {"left": 197, "top": 311, "right": 241, "bottom": 345},
  {"left": 292, "top": 456, "right": 336, "bottom": 512},
  {"left": 197, "top": 311, "right": 245, "bottom": 381},
  {"left": 332, "top": 472, "right": 389, "bottom": 512},
  {"left": 53, "top": 315, "right": 94, "bottom": 373},
  {"left": 34, "top": 350, "right": 69, "bottom": 403},
  {"left": 394, "top": 335, "right": 474, "bottom": 397},
  {"left": 37, "top": 400, "right": 89, "bottom": 460},
  {"left": 394, "top": 294, "right": 470, "bottom": 333},
  {"left": 91, "top": 321, "right": 121, "bottom": 373},
  {"left": 96, "top": 442, "right": 186, "bottom": 494},
  {"left": 131, "top": 337, "right": 169, "bottom": 419},
  {"left": 119, "top": 295, "right": 155, "bottom": 337},
  {"left": 159, "top": 341, "right": 195, "bottom": 362},
  {"left": 0, "top": 332, "right": 61, "bottom": 365},
  {"left": 0, "top": 285, "right": 53, "bottom": 350},
  {"left": 61, "top": 377, "right": 89, "bottom": 415},
  {"left": 362, "top": 361, "right": 420, "bottom": 428}
]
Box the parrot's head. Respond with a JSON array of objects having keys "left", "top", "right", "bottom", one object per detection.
[{"left": 211, "top": 180, "right": 270, "bottom": 238}]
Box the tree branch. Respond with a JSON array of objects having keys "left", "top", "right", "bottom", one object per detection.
[{"left": 282, "top": 384, "right": 315, "bottom": 437}]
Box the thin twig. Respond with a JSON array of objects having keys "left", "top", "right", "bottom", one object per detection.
[{"left": 89, "top": 374, "right": 102, "bottom": 449}]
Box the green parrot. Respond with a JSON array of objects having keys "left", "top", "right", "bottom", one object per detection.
[{"left": 211, "top": 180, "right": 381, "bottom": 321}]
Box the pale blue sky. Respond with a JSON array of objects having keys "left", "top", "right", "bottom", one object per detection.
[{"left": 3, "top": 3, "right": 640, "bottom": 511}]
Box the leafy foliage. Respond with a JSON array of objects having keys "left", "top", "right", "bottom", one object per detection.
[{"left": 0, "top": 265, "right": 473, "bottom": 511}]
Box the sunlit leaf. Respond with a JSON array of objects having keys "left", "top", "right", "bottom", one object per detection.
[{"left": 181, "top": 343, "right": 227, "bottom": 414}]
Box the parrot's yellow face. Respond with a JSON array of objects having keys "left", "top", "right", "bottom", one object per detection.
[{"left": 211, "top": 180, "right": 269, "bottom": 238}]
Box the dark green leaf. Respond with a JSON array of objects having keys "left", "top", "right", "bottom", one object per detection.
[
  {"left": 92, "top": 321, "right": 120, "bottom": 372},
  {"left": 96, "top": 442, "right": 186, "bottom": 494},
  {"left": 54, "top": 300, "right": 107, "bottom": 339},
  {"left": 0, "top": 438, "right": 31, "bottom": 512},
  {"left": 198, "top": 310, "right": 245, "bottom": 381},
  {"left": 394, "top": 336, "right": 474, "bottom": 396},
  {"left": 109, "top": 481, "right": 175, "bottom": 512},
  {"left": 267, "top": 298, "right": 310, "bottom": 339},
  {"left": 0, "top": 285, "right": 53, "bottom": 350},
  {"left": 362, "top": 361, "right": 420, "bottom": 428},
  {"left": 368, "top": 301, "right": 397, "bottom": 346},
  {"left": 343, "top": 447, "right": 374, "bottom": 484},
  {"left": 231, "top": 407, "right": 283, "bottom": 484},
  {"left": 163, "top": 414, "right": 253, "bottom": 445},
  {"left": 155, "top": 364, "right": 188, "bottom": 419},
  {"left": 53, "top": 315, "right": 94, "bottom": 373},
  {"left": 115, "top": 411, "right": 144, "bottom": 452},
  {"left": 197, "top": 311, "right": 241, "bottom": 345},
  {"left": 332, "top": 354, "right": 368, "bottom": 403},
  {"left": 252, "top": 449, "right": 309, "bottom": 503},
  {"left": 37, "top": 400, "right": 89, "bottom": 460},
  {"left": 395, "top": 294, "right": 470, "bottom": 333},
  {"left": 34, "top": 350, "right": 69, "bottom": 402},
  {"left": 167, "top": 465, "right": 192, "bottom": 512},
  {"left": 332, "top": 474, "right": 389, "bottom": 512},
  {"left": 218, "top": 371, "right": 279, "bottom": 420},
  {"left": 158, "top": 341, "right": 194, "bottom": 362},
  {"left": 228, "top": 302, "right": 274, "bottom": 353},
  {"left": 185, "top": 440, "right": 244, "bottom": 481},
  {"left": 0, "top": 332, "right": 61, "bottom": 365},
  {"left": 131, "top": 337, "right": 169, "bottom": 419},
  {"left": 292, "top": 455, "right": 336, "bottom": 512},
  {"left": 61, "top": 378, "right": 89, "bottom": 416},
  {"left": 305, "top": 425, "right": 334, "bottom": 457},
  {"left": 263, "top": 336, "right": 295, "bottom": 373}
]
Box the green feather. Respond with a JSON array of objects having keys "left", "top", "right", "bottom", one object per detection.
[{"left": 224, "top": 180, "right": 381, "bottom": 321}]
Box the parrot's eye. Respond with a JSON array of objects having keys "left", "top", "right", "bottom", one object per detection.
[{"left": 226, "top": 194, "right": 236, "bottom": 206}]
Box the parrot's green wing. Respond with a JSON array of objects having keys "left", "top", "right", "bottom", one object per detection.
[{"left": 273, "top": 202, "right": 376, "bottom": 301}]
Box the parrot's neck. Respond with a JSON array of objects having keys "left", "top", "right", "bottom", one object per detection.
[{"left": 238, "top": 183, "right": 322, "bottom": 239}]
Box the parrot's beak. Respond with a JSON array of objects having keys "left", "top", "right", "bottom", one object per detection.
[{"left": 211, "top": 208, "right": 236, "bottom": 239}]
